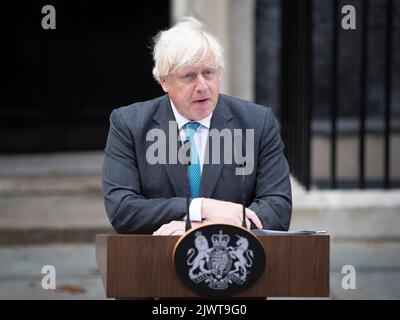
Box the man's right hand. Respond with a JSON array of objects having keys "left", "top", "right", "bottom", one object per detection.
[{"left": 201, "top": 198, "right": 263, "bottom": 229}]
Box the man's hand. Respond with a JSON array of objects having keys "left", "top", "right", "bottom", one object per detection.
[
  {"left": 153, "top": 221, "right": 204, "bottom": 236},
  {"left": 153, "top": 198, "right": 263, "bottom": 236},
  {"left": 201, "top": 199, "right": 263, "bottom": 229}
]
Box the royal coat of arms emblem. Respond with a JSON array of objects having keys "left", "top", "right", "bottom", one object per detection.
[{"left": 174, "top": 224, "right": 265, "bottom": 296}]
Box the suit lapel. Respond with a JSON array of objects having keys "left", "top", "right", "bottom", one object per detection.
[
  {"left": 200, "top": 95, "right": 233, "bottom": 198},
  {"left": 153, "top": 95, "right": 187, "bottom": 197},
  {"left": 153, "top": 95, "right": 234, "bottom": 199}
]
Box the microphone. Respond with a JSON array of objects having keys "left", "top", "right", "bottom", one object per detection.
[
  {"left": 183, "top": 139, "right": 192, "bottom": 231},
  {"left": 239, "top": 161, "right": 247, "bottom": 228}
]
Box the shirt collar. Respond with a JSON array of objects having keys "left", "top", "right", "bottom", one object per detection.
[{"left": 170, "top": 99, "right": 212, "bottom": 130}]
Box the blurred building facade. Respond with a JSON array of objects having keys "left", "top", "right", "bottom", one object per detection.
[
  {"left": 174, "top": 0, "right": 400, "bottom": 190},
  {"left": 1, "top": 1, "right": 399, "bottom": 300},
  {"left": 1, "top": 0, "right": 399, "bottom": 190}
]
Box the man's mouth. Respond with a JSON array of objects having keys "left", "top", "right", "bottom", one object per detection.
[{"left": 193, "top": 98, "right": 210, "bottom": 103}]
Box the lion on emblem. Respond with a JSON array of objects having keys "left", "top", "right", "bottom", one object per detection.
[
  {"left": 228, "top": 236, "right": 254, "bottom": 280},
  {"left": 187, "top": 232, "right": 211, "bottom": 278}
]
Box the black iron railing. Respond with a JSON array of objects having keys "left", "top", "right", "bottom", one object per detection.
[
  {"left": 278, "top": 0, "right": 397, "bottom": 189},
  {"left": 280, "top": 0, "right": 312, "bottom": 189}
]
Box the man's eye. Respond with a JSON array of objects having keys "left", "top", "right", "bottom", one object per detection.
[
  {"left": 203, "top": 69, "right": 216, "bottom": 78},
  {"left": 183, "top": 73, "right": 196, "bottom": 80}
]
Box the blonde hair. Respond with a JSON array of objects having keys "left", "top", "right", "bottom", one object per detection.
[{"left": 152, "top": 16, "right": 224, "bottom": 83}]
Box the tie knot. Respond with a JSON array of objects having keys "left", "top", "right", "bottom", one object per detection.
[
  {"left": 184, "top": 122, "right": 200, "bottom": 140},
  {"left": 184, "top": 121, "right": 200, "bottom": 131}
]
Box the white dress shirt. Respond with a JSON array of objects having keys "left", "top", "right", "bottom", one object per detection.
[{"left": 170, "top": 100, "right": 212, "bottom": 221}]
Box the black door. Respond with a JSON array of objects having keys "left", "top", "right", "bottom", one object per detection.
[{"left": 0, "top": 1, "right": 169, "bottom": 153}]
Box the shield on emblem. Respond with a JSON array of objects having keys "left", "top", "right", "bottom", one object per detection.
[
  {"left": 173, "top": 223, "right": 266, "bottom": 296},
  {"left": 208, "top": 247, "right": 232, "bottom": 279}
]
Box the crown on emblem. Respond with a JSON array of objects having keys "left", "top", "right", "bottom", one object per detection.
[
  {"left": 211, "top": 230, "right": 230, "bottom": 247},
  {"left": 194, "top": 231, "right": 203, "bottom": 238}
]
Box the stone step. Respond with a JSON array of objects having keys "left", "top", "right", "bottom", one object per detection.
[
  {"left": 0, "top": 152, "right": 399, "bottom": 244},
  {"left": 0, "top": 175, "right": 112, "bottom": 244},
  {"left": 290, "top": 178, "right": 400, "bottom": 241}
]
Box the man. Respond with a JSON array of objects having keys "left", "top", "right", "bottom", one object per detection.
[{"left": 102, "top": 17, "right": 292, "bottom": 236}]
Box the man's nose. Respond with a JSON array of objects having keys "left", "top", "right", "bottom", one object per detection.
[{"left": 194, "top": 74, "right": 208, "bottom": 91}]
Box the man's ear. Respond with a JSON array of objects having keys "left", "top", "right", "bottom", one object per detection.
[{"left": 160, "top": 77, "right": 168, "bottom": 93}]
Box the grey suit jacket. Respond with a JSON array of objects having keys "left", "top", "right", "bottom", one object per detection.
[{"left": 102, "top": 94, "right": 292, "bottom": 234}]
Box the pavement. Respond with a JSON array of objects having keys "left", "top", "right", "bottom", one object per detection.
[
  {"left": 0, "top": 151, "right": 399, "bottom": 300},
  {"left": 0, "top": 241, "right": 399, "bottom": 300},
  {"left": 0, "top": 244, "right": 106, "bottom": 300}
]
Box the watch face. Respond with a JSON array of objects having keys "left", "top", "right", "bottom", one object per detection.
[{"left": 173, "top": 224, "right": 266, "bottom": 296}]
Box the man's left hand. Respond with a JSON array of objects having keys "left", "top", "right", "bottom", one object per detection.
[{"left": 153, "top": 220, "right": 204, "bottom": 236}]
